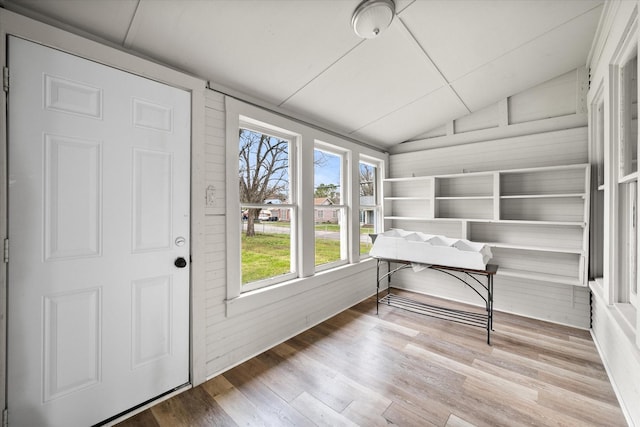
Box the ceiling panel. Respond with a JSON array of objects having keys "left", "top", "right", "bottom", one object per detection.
[
  {"left": 4, "top": 0, "right": 605, "bottom": 148},
  {"left": 8, "top": 0, "right": 138, "bottom": 44},
  {"left": 452, "top": 5, "right": 601, "bottom": 112},
  {"left": 125, "top": 0, "right": 363, "bottom": 106},
  {"left": 281, "top": 20, "right": 447, "bottom": 134},
  {"left": 401, "top": 0, "right": 603, "bottom": 82},
  {"left": 351, "top": 86, "right": 468, "bottom": 147}
]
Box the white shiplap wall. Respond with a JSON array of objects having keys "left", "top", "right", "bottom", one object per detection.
[
  {"left": 202, "top": 90, "right": 379, "bottom": 378},
  {"left": 387, "top": 69, "right": 591, "bottom": 328},
  {"left": 390, "top": 126, "right": 588, "bottom": 177},
  {"left": 591, "top": 285, "right": 640, "bottom": 425},
  {"left": 587, "top": 2, "right": 640, "bottom": 425}
]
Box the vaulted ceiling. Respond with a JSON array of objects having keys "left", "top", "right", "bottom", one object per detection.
[{"left": 3, "top": 0, "right": 603, "bottom": 149}]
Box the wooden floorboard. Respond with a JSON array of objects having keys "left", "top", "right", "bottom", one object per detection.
[{"left": 116, "top": 289, "right": 627, "bottom": 427}]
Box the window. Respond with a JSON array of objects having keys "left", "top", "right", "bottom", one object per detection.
[
  {"left": 314, "top": 144, "right": 347, "bottom": 270},
  {"left": 225, "top": 97, "right": 386, "bottom": 304},
  {"left": 359, "top": 158, "right": 381, "bottom": 257},
  {"left": 615, "top": 45, "right": 638, "bottom": 310},
  {"left": 595, "top": 99, "right": 606, "bottom": 189},
  {"left": 619, "top": 181, "right": 638, "bottom": 308},
  {"left": 620, "top": 54, "right": 638, "bottom": 179},
  {"left": 590, "top": 87, "right": 605, "bottom": 281},
  {"left": 238, "top": 126, "right": 297, "bottom": 291}
]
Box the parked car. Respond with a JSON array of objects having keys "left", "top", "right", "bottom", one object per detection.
[{"left": 259, "top": 209, "right": 278, "bottom": 221}]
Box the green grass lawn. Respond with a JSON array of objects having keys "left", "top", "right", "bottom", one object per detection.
[
  {"left": 242, "top": 231, "right": 374, "bottom": 284},
  {"left": 241, "top": 233, "right": 291, "bottom": 284}
]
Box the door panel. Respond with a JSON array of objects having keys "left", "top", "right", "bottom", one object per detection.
[
  {"left": 43, "top": 288, "right": 102, "bottom": 402},
  {"left": 7, "top": 36, "right": 191, "bottom": 426},
  {"left": 132, "top": 149, "right": 173, "bottom": 252},
  {"left": 131, "top": 275, "right": 172, "bottom": 367},
  {"left": 44, "top": 134, "right": 102, "bottom": 260}
]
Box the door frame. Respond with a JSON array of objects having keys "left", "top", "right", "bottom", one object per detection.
[{"left": 0, "top": 8, "right": 208, "bottom": 421}]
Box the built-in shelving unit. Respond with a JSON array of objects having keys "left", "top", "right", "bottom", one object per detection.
[
  {"left": 383, "top": 164, "right": 590, "bottom": 286},
  {"left": 383, "top": 176, "right": 434, "bottom": 221}
]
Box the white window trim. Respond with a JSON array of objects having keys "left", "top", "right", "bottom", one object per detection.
[
  {"left": 618, "top": 51, "right": 638, "bottom": 182},
  {"left": 225, "top": 97, "right": 386, "bottom": 315},
  {"left": 314, "top": 141, "right": 349, "bottom": 272},
  {"left": 595, "top": 10, "right": 640, "bottom": 349},
  {"left": 226, "top": 98, "right": 304, "bottom": 301},
  {"left": 238, "top": 123, "right": 298, "bottom": 293},
  {"left": 358, "top": 155, "right": 384, "bottom": 259},
  {"left": 619, "top": 181, "right": 638, "bottom": 309},
  {"left": 589, "top": 82, "right": 605, "bottom": 282},
  {"left": 611, "top": 22, "right": 639, "bottom": 310}
]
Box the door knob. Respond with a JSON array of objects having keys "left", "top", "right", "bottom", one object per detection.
[{"left": 174, "top": 257, "right": 187, "bottom": 268}]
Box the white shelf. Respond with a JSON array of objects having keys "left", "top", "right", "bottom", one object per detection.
[
  {"left": 384, "top": 176, "right": 432, "bottom": 182},
  {"left": 499, "top": 163, "right": 589, "bottom": 174},
  {"left": 497, "top": 268, "right": 584, "bottom": 287},
  {"left": 394, "top": 218, "right": 586, "bottom": 227},
  {"left": 383, "top": 218, "right": 586, "bottom": 227},
  {"left": 486, "top": 242, "right": 584, "bottom": 255},
  {"left": 436, "top": 196, "right": 493, "bottom": 200},
  {"left": 432, "top": 171, "right": 495, "bottom": 178},
  {"left": 496, "top": 219, "right": 586, "bottom": 227},
  {"left": 384, "top": 216, "right": 432, "bottom": 221},
  {"left": 383, "top": 216, "right": 464, "bottom": 223},
  {"left": 500, "top": 193, "right": 585, "bottom": 199},
  {"left": 384, "top": 163, "right": 590, "bottom": 287},
  {"left": 384, "top": 197, "right": 430, "bottom": 201}
]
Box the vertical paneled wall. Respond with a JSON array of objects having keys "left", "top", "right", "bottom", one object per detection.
[
  {"left": 387, "top": 69, "right": 591, "bottom": 328},
  {"left": 202, "top": 91, "right": 378, "bottom": 378}
]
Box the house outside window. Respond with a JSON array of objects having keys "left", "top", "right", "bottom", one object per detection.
[{"left": 314, "top": 144, "right": 347, "bottom": 270}]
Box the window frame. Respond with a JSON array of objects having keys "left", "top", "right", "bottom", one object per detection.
[
  {"left": 603, "top": 18, "right": 640, "bottom": 325},
  {"left": 358, "top": 155, "right": 383, "bottom": 259},
  {"left": 589, "top": 83, "right": 605, "bottom": 282},
  {"left": 621, "top": 181, "right": 638, "bottom": 308},
  {"left": 314, "top": 141, "right": 349, "bottom": 273},
  {"left": 238, "top": 122, "right": 299, "bottom": 292},
  {"left": 615, "top": 40, "right": 639, "bottom": 310},
  {"left": 225, "top": 97, "right": 387, "bottom": 314},
  {"left": 619, "top": 51, "right": 638, "bottom": 181}
]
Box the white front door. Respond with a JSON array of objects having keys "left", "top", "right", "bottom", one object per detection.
[{"left": 7, "top": 36, "right": 191, "bottom": 426}]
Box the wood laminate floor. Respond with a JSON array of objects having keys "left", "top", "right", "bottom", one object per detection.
[{"left": 116, "top": 289, "right": 627, "bottom": 427}]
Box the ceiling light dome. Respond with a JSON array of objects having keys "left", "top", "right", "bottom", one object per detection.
[{"left": 351, "top": 0, "right": 395, "bottom": 39}]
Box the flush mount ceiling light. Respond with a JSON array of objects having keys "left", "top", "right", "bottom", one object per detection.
[{"left": 351, "top": 0, "right": 395, "bottom": 39}]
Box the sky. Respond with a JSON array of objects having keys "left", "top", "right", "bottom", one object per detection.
[
  {"left": 314, "top": 149, "right": 341, "bottom": 190},
  {"left": 241, "top": 129, "right": 346, "bottom": 199}
]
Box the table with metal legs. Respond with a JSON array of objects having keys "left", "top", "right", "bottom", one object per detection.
[{"left": 375, "top": 258, "right": 498, "bottom": 345}]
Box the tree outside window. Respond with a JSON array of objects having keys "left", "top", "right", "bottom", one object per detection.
[
  {"left": 359, "top": 160, "right": 379, "bottom": 256},
  {"left": 239, "top": 127, "right": 294, "bottom": 286}
]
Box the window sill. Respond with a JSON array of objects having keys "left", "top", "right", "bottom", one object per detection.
[
  {"left": 613, "top": 303, "right": 637, "bottom": 337},
  {"left": 225, "top": 258, "right": 375, "bottom": 317},
  {"left": 590, "top": 279, "right": 637, "bottom": 343}
]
